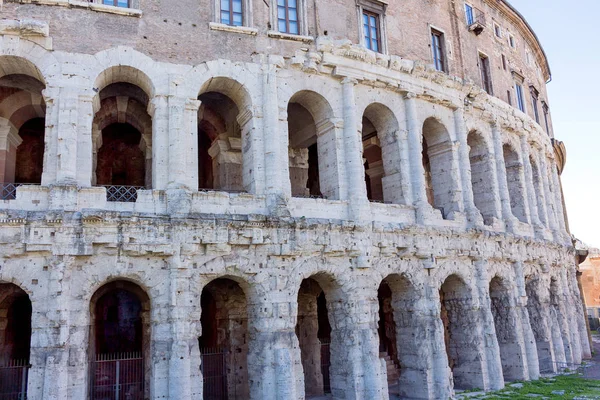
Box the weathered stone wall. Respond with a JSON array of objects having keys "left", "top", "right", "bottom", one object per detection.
[{"left": 0, "top": 1, "right": 589, "bottom": 399}]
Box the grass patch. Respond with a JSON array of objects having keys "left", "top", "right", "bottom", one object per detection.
[{"left": 465, "top": 375, "right": 600, "bottom": 399}]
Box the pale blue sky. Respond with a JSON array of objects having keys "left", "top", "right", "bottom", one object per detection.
[{"left": 508, "top": 0, "right": 600, "bottom": 247}]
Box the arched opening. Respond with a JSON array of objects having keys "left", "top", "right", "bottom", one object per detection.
[
  {"left": 530, "top": 156, "right": 547, "bottom": 227},
  {"left": 296, "top": 278, "right": 332, "bottom": 398},
  {"left": 361, "top": 104, "right": 404, "bottom": 204},
  {"left": 467, "top": 131, "right": 496, "bottom": 225},
  {"left": 489, "top": 276, "right": 521, "bottom": 381},
  {"left": 93, "top": 69, "right": 153, "bottom": 202},
  {"left": 422, "top": 118, "right": 456, "bottom": 218},
  {"left": 89, "top": 281, "right": 150, "bottom": 400},
  {"left": 0, "top": 60, "right": 47, "bottom": 199},
  {"left": 377, "top": 279, "right": 402, "bottom": 397},
  {"left": 503, "top": 144, "right": 527, "bottom": 223},
  {"left": 525, "top": 277, "right": 554, "bottom": 372},
  {"left": 288, "top": 91, "right": 339, "bottom": 200},
  {"left": 197, "top": 92, "right": 243, "bottom": 192},
  {"left": 440, "top": 275, "right": 483, "bottom": 390},
  {"left": 0, "top": 283, "right": 32, "bottom": 398},
  {"left": 199, "top": 278, "right": 249, "bottom": 400}
]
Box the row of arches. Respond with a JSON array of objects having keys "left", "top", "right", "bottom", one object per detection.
[
  {"left": 0, "top": 55, "right": 558, "bottom": 230},
  {"left": 0, "top": 268, "right": 580, "bottom": 399}
]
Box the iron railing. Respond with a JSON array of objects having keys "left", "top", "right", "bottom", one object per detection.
[
  {"left": 200, "top": 347, "right": 228, "bottom": 400},
  {"left": 320, "top": 340, "right": 331, "bottom": 394},
  {"left": 102, "top": 186, "right": 144, "bottom": 203},
  {"left": 89, "top": 352, "right": 144, "bottom": 400},
  {"left": 0, "top": 359, "right": 29, "bottom": 400},
  {"left": 466, "top": 6, "right": 486, "bottom": 34}
]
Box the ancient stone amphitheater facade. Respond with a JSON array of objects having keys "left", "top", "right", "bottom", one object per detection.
[{"left": 0, "top": 0, "right": 591, "bottom": 399}]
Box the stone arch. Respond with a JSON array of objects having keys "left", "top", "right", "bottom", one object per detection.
[
  {"left": 378, "top": 273, "right": 426, "bottom": 398},
  {"left": 88, "top": 279, "right": 151, "bottom": 400},
  {"left": 361, "top": 103, "right": 405, "bottom": 204},
  {"left": 467, "top": 129, "right": 497, "bottom": 224},
  {"left": 199, "top": 276, "right": 250, "bottom": 400},
  {"left": 0, "top": 59, "right": 47, "bottom": 187},
  {"left": 489, "top": 275, "right": 525, "bottom": 381},
  {"left": 196, "top": 77, "right": 252, "bottom": 192},
  {"left": 295, "top": 271, "right": 344, "bottom": 398},
  {"left": 287, "top": 90, "right": 341, "bottom": 200},
  {"left": 0, "top": 283, "right": 32, "bottom": 364},
  {"left": 92, "top": 66, "right": 154, "bottom": 190},
  {"left": 525, "top": 275, "right": 564, "bottom": 372},
  {"left": 439, "top": 273, "right": 484, "bottom": 390},
  {"left": 422, "top": 117, "right": 458, "bottom": 218},
  {"left": 503, "top": 142, "right": 528, "bottom": 223}
]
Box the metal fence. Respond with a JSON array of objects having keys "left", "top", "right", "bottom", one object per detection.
[
  {"left": 201, "top": 347, "right": 228, "bottom": 400},
  {"left": 89, "top": 353, "right": 144, "bottom": 400},
  {"left": 103, "top": 186, "right": 144, "bottom": 203},
  {"left": 0, "top": 359, "right": 29, "bottom": 400},
  {"left": 320, "top": 340, "right": 331, "bottom": 394}
]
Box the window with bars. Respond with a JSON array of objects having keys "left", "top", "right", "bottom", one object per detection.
[
  {"left": 431, "top": 29, "right": 446, "bottom": 72},
  {"left": 103, "top": 0, "right": 129, "bottom": 7},
  {"left": 220, "top": 0, "right": 243, "bottom": 26},
  {"left": 479, "top": 53, "right": 492, "bottom": 94},
  {"left": 363, "top": 11, "right": 381, "bottom": 52},
  {"left": 277, "top": 0, "right": 299, "bottom": 35}
]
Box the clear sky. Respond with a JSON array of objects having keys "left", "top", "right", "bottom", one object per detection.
[{"left": 508, "top": 0, "right": 600, "bottom": 247}]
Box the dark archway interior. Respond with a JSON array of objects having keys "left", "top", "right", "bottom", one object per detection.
[
  {"left": 422, "top": 137, "right": 434, "bottom": 208},
  {"left": 378, "top": 281, "right": 399, "bottom": 366},
  {"left": 288, "top": 102, "right": 321, "bottom": 198},
  {"left": 94, "top": 288, "right": 143, "bottom": 354},
  {"left": 15, "top": 118, "right": 45, "bottom": 184},
  {"left": 0, "top": 284, "right": 32, "bottom": 363},
  {"left": 96, "top": 123, "right": 145, "bottom": 186}
]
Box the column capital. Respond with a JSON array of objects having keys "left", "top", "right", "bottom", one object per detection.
[{"left": 341, "top": 76, "right": 358, "bottom": 86}]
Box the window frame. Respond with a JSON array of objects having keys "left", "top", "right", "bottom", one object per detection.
[
  {"left": 464, "top": 3, "right": 474, "bottom": 25},
  {"left": 357, "top": 0, "right": 388, "bottom": 54},
  {"left": 213, "top": 0, "right": 253, "bottom": 27},
  {"left": 430, "top": 27, "right": 447, "bottom": 73},
  {"left": 219, "top": 0, "right": 243, "bottom": 26},
  {"left": 501, "top": 54, "right": 507, "bottom": 71},
  {"left": 508, "top": 34, "right": 516, "bottom": 49},
  {"left": 363, "top": 10, "right": 382, "bottom": 52},
  {"left": 542, "top": 101, "right": 551, "bottom": 136},
  {"left": 478, "top": 52, "right": 493, "bottom": 95},
  {"left": 270, "top": 0, "right": 308, "bottom": 36},
  {"left": 515, "top": 83, "right": 526, "bottom": 113},
  {"left": 493, "top": 22, "right": 502, "bottom": 38},
  {"left": 530, "top": 86, "right": 540, "bottom": 124},
  {"left": 103, "top": 0, "right": 130, "bottom": 8}
]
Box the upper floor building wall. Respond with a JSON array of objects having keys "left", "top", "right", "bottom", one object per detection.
[{"left": 2, "top": 0, "right": 553, "bottom": 135}]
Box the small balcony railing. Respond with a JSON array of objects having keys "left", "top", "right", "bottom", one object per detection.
[
  {"left": 89, "top": 352, "right": 144, "bottom": 400},
  {"left": 0, "top": 183, "right": 41, "bottom": 201},
  {"left": 0, "top": 359, "right": 29, "bottom": 400},
  {"left": 102, "top": 185, "right": 144, "bottom": 203},
  {"left": 466, "top": 6, "right": 486, "bottom": 35}
]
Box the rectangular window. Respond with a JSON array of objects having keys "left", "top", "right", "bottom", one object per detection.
[
  {"left": 104, "top": 0, "right": 129, "bottom": 7},
  {"left": 431, "top": 29, "right": 446, "bottom": 72},
  {"left": 221, "top": 0, "right": 243, "bottom": 26},
  {"left": 494, "top": 23, "right": 501, "bottom": 37},
  {"left": 465, "top": 3, "right": 474, "bottom": 25},
  {"left": 277, "top": 0, "right": 299, "bottom": 35},
  {"left": 501, "top": 54, "right": 507, "bottom": 71},
  {"left": 515, "top": 83, "right": 525, "bottom": 112},
  {"left": 479, "top": 54, "right": 492, "bottom": 94},
  {"left": 509, "top": 35, "right": 515, "bottom": 48},
  {"left": 542, "top": 102, "right": 550, "bottom": 135},
  {"left": 363, "top": 11, "right": 381, "bottom": 52},
  {"left": 507, "top": 90, "right": 512, "bottom": 106},
  {"left": 530, "top": 87, "right": 540, "bottom": 123}
]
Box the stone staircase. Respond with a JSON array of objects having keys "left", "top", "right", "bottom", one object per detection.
[{"left": 380, "top": 352, "right": 400, "bottom": 384}]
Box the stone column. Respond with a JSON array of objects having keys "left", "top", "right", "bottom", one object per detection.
[
  {"left": 491, "top": 122, "right": 516, "bottom": 231},
  {"left": 539, "top": 153, "right": 560, "bottom": 240},
  {"left": 0, "top": 120, "right": 21, "bottom": 183},
  {"left": 149, "top": 95, "right": 169, "bottom": 190},
  {"left": 167, "top": 97, "right": 200, "bottom": 190},
  {"left": 404, "top": 93, "right": 430, "bottom": 221},
  {"left": 520, "top": 135, "right": 542, "bottom": 233},
  {"left": 168, "top": 255, "right": 202, "bottom": 399},
  {"left": 341, "top": 77, "right": 369, "bottom": 221},
  {"left": 75, "top": 93, "right": 95, "bottom": 187},
  {"left": 326, "top": 286, "right": 386, "bottom": 400},
  {"left": 454, "top": 108, "right": 483, "bottom": 226},
  {"left": 247, "top": 287, "right": 303, "bottom": 400},
  {"left": 559, "top": 269, "right": 582, "bottom": 365},
  {"left": 473, "top": 260, "right": 504, "bottom": 389},
  {"left": 549, "top": 162, "right": 569, "bottom": 242},
  {"left": 512, "top": 262, "right": 540, "bottom": 381},
  {"left": 262, "top": 62, "right": 284, "bottom": 202},
  {"left": 296, "top": 287, "right": 324, "bottom": 397},
  {"left": 27, "top": 256, "right": 71, "bottom": 400}
]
